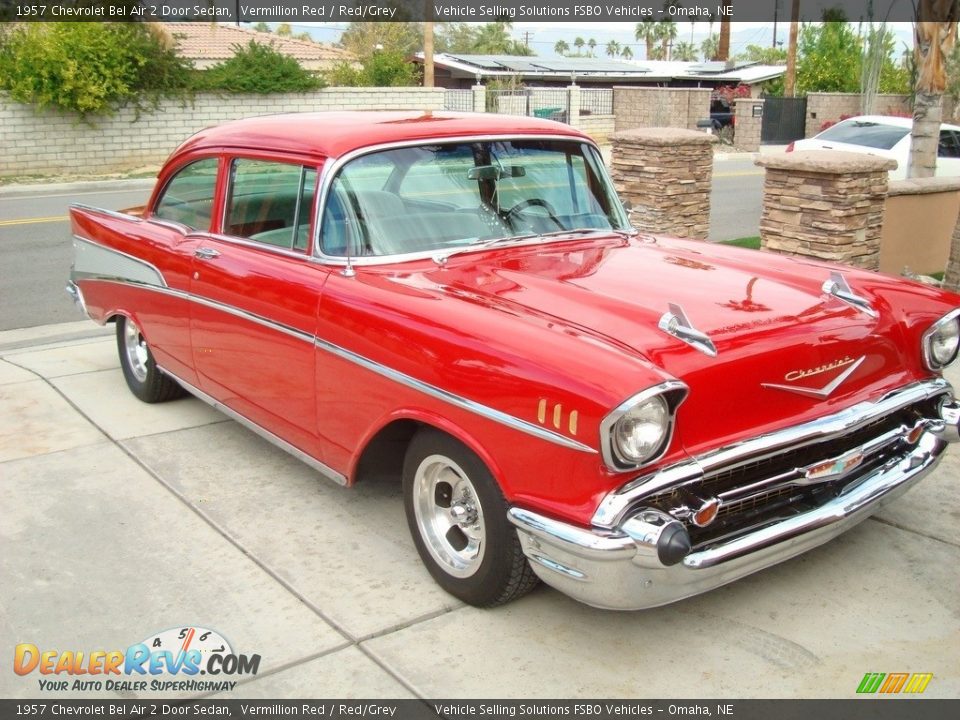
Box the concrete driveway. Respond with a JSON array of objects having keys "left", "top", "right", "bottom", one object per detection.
[{"left": 1, "top": 322, "right": 958, "bottom": 699}]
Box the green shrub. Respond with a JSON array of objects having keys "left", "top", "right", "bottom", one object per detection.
[
  {"left": 327, "top": 50, "right": 418, "bottom": 87},
  {"left": 0, "top": 22, "right": 192, "bottom": 118},
  {"left": 196, "top": 41, "right": 325, "bottom": 93}
]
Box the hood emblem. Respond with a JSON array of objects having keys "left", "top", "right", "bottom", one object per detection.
[
  {"left": 762, "top": 355, "right": 866, "bottom": 398},
  {"left": 823, "top": 271, "right": 877, "bottom": 318},
  {"left": 658, "top": 303, "right": 717, "bottom": 357}
]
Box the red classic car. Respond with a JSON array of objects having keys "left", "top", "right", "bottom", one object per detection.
[{"left": 68, "top": 111, "right": 960, "bottom": 610}]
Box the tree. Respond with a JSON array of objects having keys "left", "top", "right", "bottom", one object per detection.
[
  {"left": 717, "top": 3, "right": 732, "bottom": 60},
  {"left": 197, "top": 40, "right": 324, "bottom": 93},
  {"left": 909, "top": 5, "right": 959, "bottom": 179},
  {"left": 785, "top": 0, "right": 800, "bottom": 96},
  {"left": 339, "top": 22, "right": 421, "bottom": 59},
  {"left": 738, "top": 44, "right": 787, "bottom": 65},
  {"left": 328, "top": 50, "right": 418, "bottom": 87},
  {"left": 621, "top": 46, "right": 634, "bottom": 60},
  {"left": 701, "top": 34, "right": 719, "bottom": 61},
  {"left": 796, "top": 21, "right": 862, "bottom": 93},
  {"left": 296, "top": 32, "right": 312, "bottom": 42},
  {"left": 606, "top": 40, "right": 621, "bottom": 58},
  {"left": 673, "top": 41, "right": 698, "bottom": 62},
  {"left": 252, "top": 22, "right": 271, "bottom": 33},
  {"left": 554, "top": 39, "right": 569, "bottom": 56},
  {"left": 0, "top": 22, "right": 192, "bottom": 118},
  {"left": 574, "top": 36, "right": 585, "bottom": 55},
  {"left": 471, "top": 22, "right": 532, "bottom": 55},
  {"left": 275, "top": 23, "right": 292, "bottom": 37},
  {"left": 635, "top": 20, "right": 658, "bottom": 60},
  {"left": 659, "top": 21, "right": 678, "bottom": 60},
  {"left": 587, "top": 38, "right": 597, "bottom": 57}
]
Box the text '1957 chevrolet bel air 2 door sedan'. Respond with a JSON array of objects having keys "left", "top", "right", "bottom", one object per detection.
[{"left": 68, "top": 111, "right": 960, "bottom": 610}]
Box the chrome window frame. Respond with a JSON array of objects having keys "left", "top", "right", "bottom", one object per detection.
[{"left": 310, "top": 134, "right": 628, "bottom": 267}]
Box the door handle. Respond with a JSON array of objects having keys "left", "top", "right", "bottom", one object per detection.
[{"left": 195, "top": 247, "right": 221, "bottom": 260}]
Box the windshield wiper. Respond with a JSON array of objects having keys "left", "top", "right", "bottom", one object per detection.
[{"left": 432, "top": 228, "right": 620, "bottom": 265}]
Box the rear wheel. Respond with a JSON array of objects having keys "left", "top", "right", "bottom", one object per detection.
[
  {"left": 116, "top": 316, "right": 185, "bottom": 403},
  {"left": 403, "top": 428, "right": 538, "bottom": 607}
]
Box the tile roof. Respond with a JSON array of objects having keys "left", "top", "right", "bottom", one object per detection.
[{"left": 162, "top": 23, "right": 355, "bottom": 64}]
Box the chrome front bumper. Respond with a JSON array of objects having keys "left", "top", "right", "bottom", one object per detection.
[{"left": 509, "top": 385, "right": 958, "bottom": 611}]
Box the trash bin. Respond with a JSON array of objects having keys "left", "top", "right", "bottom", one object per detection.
[{"left": 533, "top": 107, "right": 563, "bottom": 119}]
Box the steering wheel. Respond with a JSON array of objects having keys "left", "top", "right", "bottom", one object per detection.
[{"left": 505, "top": 198, "right": 565, "bottom": 231}]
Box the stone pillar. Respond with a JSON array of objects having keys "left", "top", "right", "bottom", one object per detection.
[
  {"left": 472, "top": 82, "right": 486, "bottom": 113},
  {"left": 567, "top": 83, "right": 581, "bottom": 129},
  {"left": 734, "top": 98, "right": 764, "bottom": 152},
  {"left": 611, "top": 127, "right": 717, "bottom": 240},
  {"left": 755, "top": 150, "right": 896, "bottom": 270}
]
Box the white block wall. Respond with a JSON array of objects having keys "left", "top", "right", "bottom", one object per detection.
[{"left": 0, "top": 88, "right": 446, "bottom": 177}]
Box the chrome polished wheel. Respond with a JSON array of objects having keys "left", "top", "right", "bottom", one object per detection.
[
  {"left": 412, "top": 454, "right": 487, "bottom": 578},
  {"left": 123, "top": 318, "right": 150, "bottom": 383}
]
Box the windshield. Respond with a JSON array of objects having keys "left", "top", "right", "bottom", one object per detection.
[
  {"left": 816, "top": 120, "right": 909, "bottom": 150},
  {"left": 320, "top": 139, "right": 629, "bottom": 257}
]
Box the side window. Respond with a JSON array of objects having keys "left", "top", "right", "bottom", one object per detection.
[
  {"left": 154, "top": 158, "right": 219, "bottom": 230},
  {"left": 938, "top": 130, "right": 960, "bottom": 158},
  {"left": 224, "top": 159, "right": 317, "bottom": 252}
]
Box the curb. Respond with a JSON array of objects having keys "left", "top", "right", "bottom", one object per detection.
[{"left": 0, "top": 177, "right": 156, "bottom": 199}]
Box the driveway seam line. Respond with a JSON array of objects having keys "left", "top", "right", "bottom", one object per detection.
[{"left": 868, "top": 516, "right": 960, "bottom": 548}]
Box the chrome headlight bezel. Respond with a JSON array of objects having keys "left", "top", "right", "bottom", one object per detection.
[
  {"left": 600, "top": 381, "right": 688, "bottom": 471},
  {"left": 922, "top": 308, "right": 960, "bottom": 371}
]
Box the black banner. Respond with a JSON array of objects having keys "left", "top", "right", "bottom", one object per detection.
[
  {"left": 1, "top": 699, "right": 959, "bottom": 720},
  {"left": 0, "top": 0, "right": 938, "bottom": 24}
]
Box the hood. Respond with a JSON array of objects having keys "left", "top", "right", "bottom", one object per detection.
[{"left": 417, "top": 234, "right": 919, "bottom": 454}]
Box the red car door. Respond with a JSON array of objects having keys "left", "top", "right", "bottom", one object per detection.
[{"left": 189, "top": 158, "right": 329, "bottom": 461}]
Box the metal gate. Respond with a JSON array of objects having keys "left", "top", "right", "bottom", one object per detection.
[{"left": 761, "top": 97, "right": 808, "bottom": 144}]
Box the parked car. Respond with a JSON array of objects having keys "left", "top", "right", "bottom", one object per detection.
[
  {"left": 68, "top": 112, "right": 960, "bottom": 610},
  {"left": 788, "top": 115, "right": 960, "bottom": 180}
]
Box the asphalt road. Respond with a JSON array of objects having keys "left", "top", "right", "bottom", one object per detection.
[{"left": 0, "top": 159, "right": 764, "bottom": 331}]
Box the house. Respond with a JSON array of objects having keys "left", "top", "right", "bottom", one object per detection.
[
  {"left": 162, "top": 23, "right": 355, "bottom": 71},
  {"left": 418, "top": 53, "right": 785, "bottom": 95}
]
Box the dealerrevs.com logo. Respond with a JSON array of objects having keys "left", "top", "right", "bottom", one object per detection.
[{"left": 14, "top": 626, "right": 261, "bottom": 693}]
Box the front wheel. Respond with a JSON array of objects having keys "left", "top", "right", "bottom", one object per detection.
[
  {"left": 116, "top": 316, "right": 185, "bottom": 403},
  {"left": 403, "top": 428, "right": 539, "bottom": 607}
]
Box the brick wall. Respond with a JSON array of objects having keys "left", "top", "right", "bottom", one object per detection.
[
  {"left": 804, "top": 93, "right": 912, "bottom": 138},
  {"left": 612, "top": 87, "right": 712, "bottom": 133},
  {"left": 0, "top": 88, "right": 446, "bottom": 178},
  {"left": 579, "top": 114, "right": 615, "bottom": 145}
]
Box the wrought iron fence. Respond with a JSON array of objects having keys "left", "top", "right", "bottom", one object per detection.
[
  {"left": 579, "top": 88, "right": 613, "bottom": 116},
  {"left": 444, "top": 89, "right": 474, "bottom": 112},
  {"left": 486, "top": 88, "right": 571, "bottom": 124}
]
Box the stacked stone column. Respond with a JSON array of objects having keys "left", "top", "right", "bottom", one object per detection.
[
  {"left": 610, "top": 127, "right": 717, "bottom": 240},
  {"left": 755, "top": 151, "right": 895, "bottom": 270}
]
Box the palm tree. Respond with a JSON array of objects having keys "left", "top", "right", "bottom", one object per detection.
[
  {"left": 717, "top": 3, "right": 732, "bottom": 60},
  {"left": 554, "top": 39, "right": 569, "bottom": 57},
  {"left": 673, "top": 41, "right": 698, "bottom": 62},
  {"left": 275, "top": 23, "right": 292, "bottom": 37},
  {"left": 659, "top": 21, "right": 678, "bottom": 60},
  {"left": 635, "top": 19, "right": 658, "bottom": 60},
  {"left": 606, "top": 40, "right": 621, "bottom": 58},
  {"left": 701, "top": 33, "right": 719, "bottom": 61},
  {"left": 621, "top": 46, "right": 634, "bottom": 60},
  {"left": 574, "top": 36, "right": 585, "bottom": 55},
  {"left": 587, "top": 38, "right": 597, "bottom": 57}
]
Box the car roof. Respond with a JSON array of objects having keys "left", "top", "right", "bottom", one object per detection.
[{"left": 170, "top": 111, "right": 589, "bottom": 162}]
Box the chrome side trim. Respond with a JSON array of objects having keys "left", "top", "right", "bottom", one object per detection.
[
  {"left": 72, "top": 236, "right": 168, "bottom": 288},
  {"left": 70, "top": 203, "right": 144, "bottom": 225},
  {"left": 822, "top": 271, "right": 877, "bottom": 318},
  {"left": 80, "top": 276, "right": 594, "bottom": 454},
  {"left": 592, "top": 377, "right": 953, "bottom": 528},
  {"left": 157, "top": 366, "right": 348, "bottom": 487},
  {"left": 313, "top": 336, "right": 596, "bottom": 454}
]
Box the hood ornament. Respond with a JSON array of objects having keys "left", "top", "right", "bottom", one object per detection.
[
  {"left": 658, "top": 303, "right": 717, "bottom": 357},
  {"left": 823, "top": 271, "right": 877, "bottom": 318},
  {"left": 762, "top": 355, "right": 866, "bottom": 398}
]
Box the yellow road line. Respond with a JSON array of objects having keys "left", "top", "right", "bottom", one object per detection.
[{"left": 0, "top": 215, "right": 68, "bottom": 227}]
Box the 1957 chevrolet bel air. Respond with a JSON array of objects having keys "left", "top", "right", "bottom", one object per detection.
[{"left": 68, "top": 111, "right": 960, "bottom": 610}]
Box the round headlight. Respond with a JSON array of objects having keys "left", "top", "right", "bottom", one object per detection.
[
  {"left": 613, "top": 395, "right": 669, "bottom": 465},
  {"left": 927, "top": 316, "right": 960, "bottom": 369}
]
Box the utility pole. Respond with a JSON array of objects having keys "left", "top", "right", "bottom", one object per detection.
[
  {"left": 772, "top": 0, "right": 779, "bottom": 48},
  {"left": 424, "top": 20, "right": 434, "bottom": 88},
  {"left": 522, "top": 31, "right": 533, "bottom": 49}
]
